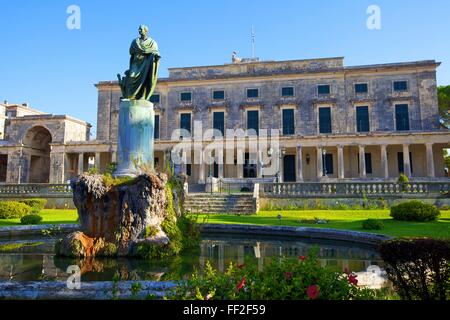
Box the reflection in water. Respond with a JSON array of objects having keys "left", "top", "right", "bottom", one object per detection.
[{"left": 0, "top": 236, "right": 389, "bottom": 288}]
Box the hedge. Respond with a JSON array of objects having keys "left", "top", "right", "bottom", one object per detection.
[
  {"left": 0, "top": 201, "right": 32, "bottom": 219},
  {"left": 390, "top": 201, "right": 440, "bottom": 222}
]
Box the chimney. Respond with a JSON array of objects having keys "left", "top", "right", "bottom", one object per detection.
[
  {"left": 22, "top": 102, "right": 29, "bottom": 107},
  {"left": 2, "top": 100, "right": 7, "bottom": 105}
]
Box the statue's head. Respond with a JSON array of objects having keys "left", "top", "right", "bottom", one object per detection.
[{"left": 138, "top": 25, "right": 149, "bottom": 38}]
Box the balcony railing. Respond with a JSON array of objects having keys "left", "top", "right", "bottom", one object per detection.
[
  {"left": 260, "top": 181, "right": 450, "bottom": 197},
  {"left": 0, "top": 184, "right": 72, "bottom": 197}
]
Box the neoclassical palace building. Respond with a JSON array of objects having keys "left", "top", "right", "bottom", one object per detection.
[{"left": 1, "top": 56, "right": 449, "bottom": 185}]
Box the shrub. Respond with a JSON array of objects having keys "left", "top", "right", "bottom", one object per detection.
[
  {"left": 390, "top": 201, "right": 440, "bottom": 222},
  {"left": 20, "top": 214, "right": 43, "bottom": 225},
  {"left": 18, "top": 199, "right": 47, "bottom": 213},
  {"left": 397, "top": 174, "right": 410, "bottom": 184},
  {"left": 379, "top": 238, "right": 450, "bottom": 300},
  {"left": 362, "top": 219, "right": 384, "bottom": 230},
  {"left": 0, "top": 201, "right": 32, "bottom": 219},
  {"left": 170, "top": 247, "right": 378, "bottom": 300}
]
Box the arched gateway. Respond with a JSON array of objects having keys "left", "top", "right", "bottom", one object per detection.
[{"left": 22, "top": 126, "right": 52, "bottom": 183}]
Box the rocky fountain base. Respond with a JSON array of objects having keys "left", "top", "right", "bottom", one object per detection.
[{"left": 56, "top": 172, "right": 180, "bottom": 258}]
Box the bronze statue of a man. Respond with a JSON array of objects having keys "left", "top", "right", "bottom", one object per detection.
[{"left": 118, "top": 25, "right": 160, "bottom": 101}]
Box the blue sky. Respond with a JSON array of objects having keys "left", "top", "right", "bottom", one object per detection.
[{"left": 1, "top": 0, "right": 449, "bottom": 136}]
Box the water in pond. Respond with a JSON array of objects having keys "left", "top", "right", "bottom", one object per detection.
[{"left": 0, "top": 235, "right": 387, "bottom": 287}]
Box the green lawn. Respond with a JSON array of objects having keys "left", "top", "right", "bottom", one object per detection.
[
  {"left": 195, "top": 210, "right": 450, "bottom": 239},
  {"left": 0, "top": 209, "right": 78, "bottom": 227},
  {"left": 0, "top": 209, "right": 449, "bottom": 239}
]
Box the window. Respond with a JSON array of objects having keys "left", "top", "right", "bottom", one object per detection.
[
  {"left": 150, "top": 94, "right": 160, "bottom": 104},
  {"left": 318, "top": 85, "right": 331, "bottom": 95},
  {"left": 365, "top": 153, "right": 373, "bottom": 174},
  {"left": 324, "top": 154, "right": 334, "bottom": 175},
  {"left": 180, "top": 92, "right": 192, "bottom": 102},
  {"left": 180, "top": 113, "right": 191, "bottom": 135},
  {"left": 154, "top": 157, "right": 159, "bottom": 168},
  {"left": 282, "top": 109, "right": 295, "bottom": 135},
  {"left": 247, "top": 110, "right": 259, "bottom": 135},
  {"left": 213, "top": 111, "right": 225, "bottom": 136},
  {"left": 154, "top": 114, "right": 160, "bottom": 139},
  {"left": 319, "top": 107, "right": 332, "bottom": 134},
  {"left": 355, "top": 83, "right": 368, "bottom": 94},
  {"left": 398, "top": 152, "right": 413, "bottom": 174},
  {"left": 281, "top": 87, "right": 294, "bottom": 97},
  {"left": 356, "top": 106, "right": 370, "bottom": 132},
  {"left": 395, "top": 104, "right": 410, "bottom": 131},
  {"left": 186, "top": 164, "right": 192, "bottom": 176},
  {"left": 358, "top": 153, "right": 373, "bottom": 174},
  {"left": 213, "top": 90, "right": 225, "bottom": 101},
  {"left": 247, "top": 88, "right": 259, "bottom": 99},
  {"left": 393, "top": 81, "right": 408, "bottom": 92},
  {"left": 243, "top": 153, "right": 257, "bottom": 178}
]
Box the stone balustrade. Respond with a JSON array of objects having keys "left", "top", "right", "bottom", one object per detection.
[
  {"left": 260, "top": 181, "right": 450, "bottom": 197},
  {"left": 0, "top": 184, "right": 72, "bottom": 197}
]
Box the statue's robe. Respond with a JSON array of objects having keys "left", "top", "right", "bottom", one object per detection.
[{"left": 126, "top": 37, "right": 160, "bottom": 101}]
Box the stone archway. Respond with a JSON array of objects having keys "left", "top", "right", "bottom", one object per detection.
[{"left": 23, "top": 126, "right": 52, "bottom": 183}]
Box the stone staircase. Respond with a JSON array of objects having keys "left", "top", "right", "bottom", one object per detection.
[{"left": 184, "top": 193, "right": 255, "bottom": 214}]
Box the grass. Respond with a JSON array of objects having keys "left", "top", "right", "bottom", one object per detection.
[
  {"left": 0, "top": 242, "right": 44, "bottom": 253},
  {"left": 0, "top": 208, "right": 448, "bottom": 239},
  {"left": 0, "top": 209, "right": 78, "bottom": 227},
  {"left": 194, "top": 210, "right": 450, "bottom": 239}
]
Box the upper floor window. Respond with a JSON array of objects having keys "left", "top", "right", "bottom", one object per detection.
[
  {"left": 356, "top": 106, "right": 370, "bottom": 132},
  {"left": 318, "top": 84, "right": 331, "bottom": 95},
  {"left": 180, "top": 113, "right": 192, "bottom": 135},
  {"left": 212, "top": 90, "right": 225, "bottom": 101},
  {"left": 180, "top": 92, "right": 192, "bottom": 102},
  {"left": 154, "top": 114, "right": 160, "bottom": 139},
  {"left": 319, "top": 107, "right": 332, "bottom": 134},
  {"left": 355, "top": 83, "right": 368, "bottom": 94},
  {"left": 247, "top": 88, "right": 259, "bottom": 99},
  {"left": 213, "top": 111, "right": 225, "bottom": 136},
  {"left": 150, "top": 94, "right": 160, "bottom": 104},
  {"left": 282, "top": 109, "right": 295, "bottom": 135},
  {"left": 395, "top": 104, "right": 410, "bottom": 131},
  {"left": 281, "top": 87, "right": 294, "bottom": 97},
  {"left": 393, "top": 81, "right": 408, "bottom": 92},
  {"left": 247, "top": 110, "right": 259, "bottom": 135}
]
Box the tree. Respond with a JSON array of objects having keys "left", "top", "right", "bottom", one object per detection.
[{"left": 438, "top": 85, "right": 450, "bottom": 128}]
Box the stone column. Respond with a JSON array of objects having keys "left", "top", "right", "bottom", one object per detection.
[
  {"left": 78, "top": 153, "right": 84, "bottom": 175},
  {"left": 316, "top": 147, "right": 323, "bottom": 179},
  {"left": 218, "top": 149, "right": 224, "bottom": 179},
  {"left": 426, "top": 143, "right": 435, "bottom": 178},
  {"left": 49, "top": 153, "right": 65, "bottom": 184},
  {"left": 380, "top": 145, "right": 389, "bottom": 179},
  {"left": 337, "top": 145, "right": 344, "bottom": 180},
  {"left": 359, "top": 145, "right": 366, "bottom": 178},
  {"left": 198, "top": 149, "right": 205, "bottom": 183},
  {"left": 111, "top": 151, "right": 117, "bottom": 163},
  {"left": 237, "top": 148, "right": 244, "bottom": 179},
  {"left": 95, "top": 152, "right": 101, "bottom": 171},
  {"left": 403, "top": 144, "right": 412, "bottom": 177},
  {"left": 296, "top": 145, "right": 303, "bottom": 182}
]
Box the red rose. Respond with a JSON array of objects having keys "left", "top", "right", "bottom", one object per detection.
[
  {"left": 348, "top": 274, "right": 358, "bottom": 286},
  {"left": 285, "top": 272, "right": 293, "bottom": 280},
  {"left": 306, "top": 285, "right": 320, "bottom": 299},
  {"left": 298, "top": 256, "right": 306, "bottom": 261},
  {"left": 236, "top": 276, "right": 246, "bottom": 291}
]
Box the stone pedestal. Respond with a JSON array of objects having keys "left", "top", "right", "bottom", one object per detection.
[{"left": 115, "top": 99, "right": 155, "bottom": 177}]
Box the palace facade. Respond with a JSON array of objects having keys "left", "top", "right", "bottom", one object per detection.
[{"left": 1, "top": 56, "right": 449, "bottom": 185}]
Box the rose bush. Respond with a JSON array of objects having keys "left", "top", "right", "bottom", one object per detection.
[{"left": 170, "top": 247, "right": 379, "bottom": 300}]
